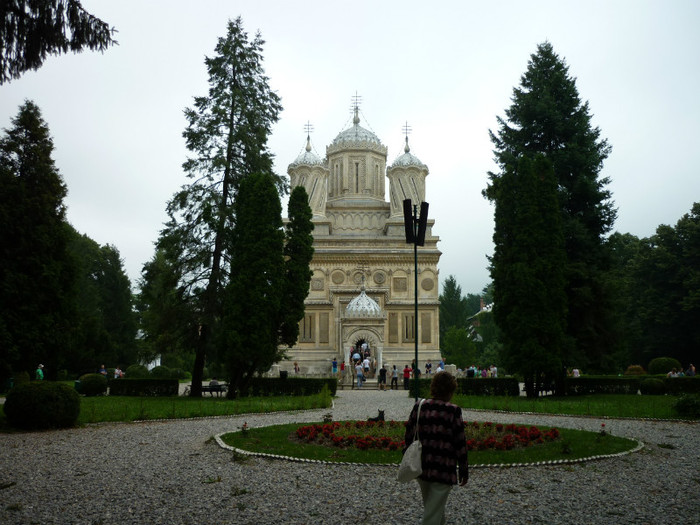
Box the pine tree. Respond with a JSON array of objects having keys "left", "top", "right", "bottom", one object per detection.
[
  {"left": 279, "top": 186, "right": 314, "bottom": 347},
  {"left": 439, "top": 275, "right": 469, "bottom": 341},
  {"left": 221, "top": 172, "right": 286, "bottom": 391},
  {"left": 0, "top": 101, "right": 76, "bottom": 381},
  {"left": 1, "top": 0, "right": 116, "bottom": 83},
  {"left": 488, "top": 155, "right": 567, "bottom": 397},
  {"left": 158, "top": 18, "right": 282, "bottom": 396},
  {"left": 486, "top": 42, "right": 617, "bottom": 372}
]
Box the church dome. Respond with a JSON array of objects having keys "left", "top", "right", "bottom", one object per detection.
[
  {"left": 390, "top": 136, "right": 426, "bottom": 169},
  {"left": 345, "top": 289, "right": 382, "bottom": 318},
  {"left": 330, "top": 107, "right": 382, "bottom": 148},
  {"left": 289, "top": 136, "right": 323, "bottom": 168}
]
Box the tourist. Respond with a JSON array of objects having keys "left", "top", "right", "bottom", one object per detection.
[
  {"left": 294, "top": 362, "right": 300, "bottom": 374},
  {"left": 402, "top": 371, "right": 468, "bottom": 525},
  {"left": 99, "top": 364, "right": 107, "bottom": 377},
  {"left": 35, "top": 364, "right": 44, "bottom": 381},
  {"left": 362, "top": 356, "right": 371, "bottom": 376},
  {"left": 686, "top": 364, "right": 695, "bottom": 377},
  {"left": 355, "top": 361, "right": 365, "bottom": 388},
  {"left": 403, "top": 364, "right": 412, "bottom": 390},
  {"left": 572, "top": 368, "right": 580, "bottom": 378},
  {"left": 352, "top": 349, "right": 361, "bottom": 364},
  {"left": 332, "top": 357, "right": 338, "bottom": 376},
  {"left": 378, "top": 364, "right": 387, "bottom": 390},
  {"left": 391, "top": 365, "right": 399, "bottom": 390},
  {"left": 425, "top": 359, "right": 432, "bottom": 375},
  {"left": 114, "top": 367, "right": 123, "bottom": 379}
]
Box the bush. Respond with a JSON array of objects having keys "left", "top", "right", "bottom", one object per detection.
[
  {"left": 3, "top": 382, "right": 80, "bottom": 430},
  {"left": 648, "top": 357, "right": 682, "bottom": 376},
  {"left": 108, "top": 378, "right": 178, "bottom": 397},
  {"left": 125, "top": 364, "right": 149, "bottom": 379},
  {"left": 14, "top": 371, "right": 31, "bottom": 385},
  {"left": 623, "top": 365, "right": 647, "bottom": 376},
  {"left": 673, "top": 394, "right": 700, "bottom": 418},
  {"left": 170, "top": 368, "right": 191, "bottom": 380},
  {"left": 78, "top": 373, "right": 108, "bottom": 396},
  {"left": 150, "top": 365, "right": 172, "bottom": 379},
  {"left": 640, "top": 377, "right": 666, "bottom": 395}
]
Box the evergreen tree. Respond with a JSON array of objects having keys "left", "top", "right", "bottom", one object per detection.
[
  {"left": 486, "top": 42, "right": 617, "bottom": 372},
  {"left": 221, "top": 172, "right": 285, "bottom": 392},
  {"left": 439, "top": 275, "right": 469, "bottom": 341},
  {"left": 487, "top": 155, "right": 567, "bottom": 397},
  {"left": 159, "top": 18, "right": 282, "bottom": 396},
  {"left": 1, "top": 0, "right": 116, "bottom": 83},
  {"left": 441, "top": 326, "right": 477, "bottom": 369},
  {"left": 279, "top": 186, "right": 314, "bottom": 347},
  {"left": 0, "top": 101, "right": 76, "bottom": 382}
]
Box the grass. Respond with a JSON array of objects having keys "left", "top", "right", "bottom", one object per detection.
[
  {"left": 453, "top": 393, "right": 686, "bottom": 419},
  {"left": 219, "top": 421, "right": 637, "bottom": 465}
]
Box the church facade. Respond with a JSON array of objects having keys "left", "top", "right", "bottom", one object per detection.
[{"left": 283, "top": 107, "right": 442, "bottom": 376}]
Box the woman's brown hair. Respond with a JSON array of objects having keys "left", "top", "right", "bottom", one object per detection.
[{"left": 430, "top": 371, "right": 457, "bottom": 402}]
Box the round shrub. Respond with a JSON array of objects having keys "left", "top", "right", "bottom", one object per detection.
[
  {"left": 640, "top": 377, "right": 665, "bottom": 395},
  {"left": 623, "top": 365, "right": 647, "bottom": 376},
  {"left": 648, "top": 357, "right": 682, "bottom": 376},
  {"left": 170, "top": 368, "right": 191, "bottom": 380},
  {"left": 673, "top": 394, "right": 700, "bottom": 418},
  {"left": 125, "top": 364, "right": 149, "bottom": 378},
  {"left": 78, "top": 373, "right": 108, "bottom": 396},
  {"left": 14, "top": 370, "right": 31, "bottom": 385},
  {"left": 4, "top": 382, "right": 80, "bottom": 430},
  {"left": 150, "top": 365, "right": 172, "bottom": 378}
]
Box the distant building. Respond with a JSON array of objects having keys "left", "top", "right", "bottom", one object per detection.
[{"left": 283, "top": 105, "right": 442, "bottom": 374}]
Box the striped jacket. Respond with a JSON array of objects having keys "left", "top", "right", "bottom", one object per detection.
[{"left": 403, "top": 398, "right": 468, "bottom": 485}]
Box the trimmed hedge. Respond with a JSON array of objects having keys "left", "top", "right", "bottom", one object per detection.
[
  {"left": 663, "top": 377, "right": 700, "bottom": 395},
  {"left": 236, "top": 377, "right": 337, "bottom": 397},
  {"left": 108, "top": 378, "right": 178, "bottom": 397},
  {"left": 640, "top": 377, "right": 665, "bottom": 395},
  {"left": 78, "top": 373, "right": 108, "bottom": 396},
  {"left": 564, "top": 377, "right": 641, "bottom": 395},
  {"left": 4, "top": 382, "right": 80, "bottom": 430},
  {"left": 409, "top": 377, "right": 520, "bottom": 398},
  {"left": 648, "top": 357, "right": 682, "bottom": 376}
]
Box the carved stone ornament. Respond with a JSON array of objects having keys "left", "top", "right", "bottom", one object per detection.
[
  {"left": 373, "top": 271, "right": 386, "bottom": 284},
  {"left": 331, "top": 271, "right": 345, "bottom": 284},
  {"left": 353, "top": 272, "right": 364, "bottom": 284},
  {"left": 311, "top": 278, "right": 324, "bottom": 291},
  {"left": 393, "top": 277, "right": 407, "bottom": 292},
  {"left": 421, "top": 278, "right": 434, "bottom": 291}
]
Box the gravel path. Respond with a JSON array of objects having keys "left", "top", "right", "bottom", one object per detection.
[{"left": 1, "top": 389, "right": 698, "bottom": 524}]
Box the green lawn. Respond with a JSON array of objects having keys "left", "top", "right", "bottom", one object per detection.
[{"left": 453, "top": 393, "right": 686, "bottom": 419}]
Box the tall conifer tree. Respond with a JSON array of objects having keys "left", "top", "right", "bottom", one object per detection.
[
  {"left": 0, "top": 101, "right": 76, "bottom": 381},
  {"left": 158, "top": 18, "right": 282, "bottom": 395},
  {"left": 486, "top": 42, "right": 616, "bottom": 371}
]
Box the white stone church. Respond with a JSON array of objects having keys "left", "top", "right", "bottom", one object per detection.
[{"left": 282, "top": 106, "right": 442, "bottom": 377}]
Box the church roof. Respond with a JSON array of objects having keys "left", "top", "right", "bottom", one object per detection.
[
  {"left": 390, "top": 136, "right": 426, "bottom": 169},
  {"left": 345, "top": 288, "right": 382, "bottom": 318},
  {"left": 331, "top": 107, "right": 382, "bottom": 148},
  {"left": 289, "top": 136, "right": 323, "bottom": 168}
]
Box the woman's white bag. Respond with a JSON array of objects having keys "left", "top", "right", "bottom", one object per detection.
[{"left": 397, "top": 399, "right": 425, "bottom": 482}]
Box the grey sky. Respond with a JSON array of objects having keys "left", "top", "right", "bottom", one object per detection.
[{"left": 1, "top": 0, "right": 698, "bottom": 295}]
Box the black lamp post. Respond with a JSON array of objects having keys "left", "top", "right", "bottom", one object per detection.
[{"left": 403, "top": 199, "right": 428, "bottom": 402}]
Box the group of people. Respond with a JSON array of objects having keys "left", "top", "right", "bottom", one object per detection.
[
  {"left": 668, "top": 364, "right": 695, "bottom": 377},
  {"left": 457, "top": 364, "right": 498, "bottom": 378}
]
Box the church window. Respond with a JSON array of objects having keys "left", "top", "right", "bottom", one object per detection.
[
  {"left": 300, "top": 314, "right": 315, "bottom": 342},
  {"left": 355, "top": 162, "right": 359, "bottom": 193},
  {"left": 421, "top": 312, "right": 432, "bottom": 343},
  {"left": 403, "top": 313, "right": 415, "bottom": 342}
]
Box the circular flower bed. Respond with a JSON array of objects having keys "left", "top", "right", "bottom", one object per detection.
[{"left": 292, "top": 420, "right": 560, "bottom": 452}]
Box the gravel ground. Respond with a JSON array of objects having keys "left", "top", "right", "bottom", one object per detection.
[{"left": 1, "top": 389, "right": 698, "bottom": 525}]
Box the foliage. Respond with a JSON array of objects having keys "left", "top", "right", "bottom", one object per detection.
[
  {"left": 648, "top": 357, "right": 682, "bottom": 376},
  {"left": 623, "top": 365, "right": 646, "bottom": 376},
  {"left": 0, "top": 0, "right": 117, "bottom": 83},
  {"left": 486, "top": 154, "right": 567, "bottom": 397},
  {"left": 3, "top": 382, "right": 80, "bottom": 429},
  {"left": 221, "top": 172, "right": 285, "bottom": 391},
  {"left": 108, "top": 378, "right": 178, "bottom": 397},
  {"left": 151, "top": 17, "right": 282, "bottom": 396},
  {"left": 0, "top": 101, "right": 76, "bottom": 383},
  {"left": 279, "top": 185, "right": 314, "bottom": 347},
  {"left": 439, "top": 275, "right": 469, "bottom": 340},
  {"left": 672, "top": 394, "right": 700, "bottom": 418},
  {"left": 486, "top": 42, "right": 617, "bottom": 374},
  {"left": 442, "top": 326, "right": 477, "bottom": 369},
  {"left": 640, "top": 377, "right": 665, "bottom": 395},
  {"left": 125, "top": 364, "right": 149, "bottom": 379},
  {"left": 78, "top": 373, "right": 107, "bottom": 396}
]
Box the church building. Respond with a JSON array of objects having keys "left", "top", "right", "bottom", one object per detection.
[{"left": 284, "top": 105, "right": 442, "bottom": 376}]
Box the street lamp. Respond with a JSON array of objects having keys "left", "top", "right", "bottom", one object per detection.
[{"left": 403, "top": 199, "right": 428, "bottom": 402}]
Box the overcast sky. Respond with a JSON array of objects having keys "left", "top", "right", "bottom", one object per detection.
[{"left": 2, "top": 0, "right": 699, "bottom": 295}]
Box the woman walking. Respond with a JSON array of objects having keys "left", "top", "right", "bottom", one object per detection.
[{"left": 402, "top": 371, "right": 468, "bottom": 525}]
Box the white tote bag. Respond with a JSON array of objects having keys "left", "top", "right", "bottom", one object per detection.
[{"left": 397, "top": 399, "right": 425, "bottom": 482}]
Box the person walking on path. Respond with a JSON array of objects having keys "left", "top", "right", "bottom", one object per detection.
[
  {"left": 391, "top": 365, "right": 399, "bottom": 390},
  {"left": 35, "top": 364, "right": 44, "bottom": 380},
  {"left": 355, "top": 362, "right": 365, "bottom": 388},
  {"left": 403, "top": 371, "right": 468, "bottom": 525}
]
